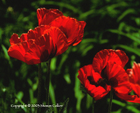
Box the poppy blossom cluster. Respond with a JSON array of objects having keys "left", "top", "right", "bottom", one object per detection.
[
  {"left": 8, "top": 8, "right": 86, "bottom": 65},
  {"left": 78, "top": 49, "right": 140, "bottom": 103}
]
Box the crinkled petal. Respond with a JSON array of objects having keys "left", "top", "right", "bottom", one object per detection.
[
  {"left": 25, "top": 27, "right": 68, "bottom": 64},
  {"left": 8, "top": 42, "right": 27, "bottom": 63},
  {"left": 115, "top": 50, "right": 129, "bottom": 67},
  {"left": 78, "top": 64, "right": 103, "bottom": 84},
  {"left": 78, "top": 64, "right": 110, "bottom": 100},
  {"left": 131, "top": 62, "right": 140, "bottom": 84},
  {"left": 115, "top": 93, "right": 140, "bottom": 103},
  {"left": 85, "top": 81, "right": 110, "bottom": 100},
  {"left": 113, "top": 81, "right": 132, "bottom": 94},
  {"left": 20, "top": 33, "right": 28, "bottom": 42},
  {"left": 50, "top": 16, "right": 86, "bottom": 46},
  {"left": 27, "top": 25, "right": 51, "bottom": 40},
  {"left": 105, "top": 62, "right": 129, "bottom": 87},
  {"left": 130, "top": 83, "right": 140, "bottom": 97},
  {"left": 108, "top": 51, "right": 124, "bottom": 66},
  {"left": 127, "top": 62, "right": 140, "bottom": 96},
  {"left": 78, "top": 64, "right": 93, "bottom": 84},
  {"left": 48, "top": 27, "right": 68, "bottom": 56},
  {"left": 8, "top": 25, "right": 68, "bottom": 65},
  {"left": 127, "top": 68, "right": 136, "bottom": 84},
  {"left": 25, "top": 39, "right": 41, "bottom": 64},
  {"left": 72, "top": 21, "right": 86, "bottom": 46},
  {"left": 10, "top": 33, "right": 20, "bottom": 45},
  {"left": 92, "top": 49, "right": 128, "bottom": 74},
  {"left": 37, "top": 8, "right": 63, "bottom": 26},
  {"left": 92, "top": 49, "right": 109, "bottom": 73}
]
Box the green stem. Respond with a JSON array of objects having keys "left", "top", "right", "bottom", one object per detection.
[
  {"left": 37, "top": 63, "right": 42, "bottom": 113},
  {"left": 108, "top": 87, "right": 113, "bottom": 113},
  {"left": 92, "top": 98, "right": 94, "bottom": 113},
  {"left": 45, "top": 59, "right": 51, "bottom": 105},
  {"left": 37, "top": 63, "right": 42, "bottom": 104}
]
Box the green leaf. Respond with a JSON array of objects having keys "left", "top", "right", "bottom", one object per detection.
[
  {"left": 27, "top": 78, "right": 33, "bottom": 86},
  {"left": 117, "top": 45, "right": 140, "bottom": 56},
  {"left": 79, "top": 9, "right": 95, "bottom": 19},
  {"left": 81, "top": 38, "right": 97, "bottom": 44},
  {"left": 81, "top": 45, "right": 94, "bottom": 56},
  {"left": 1, "top": 44, "right": 10, "bottom": 60},
  {"left": 1, "top": 44, "right": 12, "bottom": 67},
  {"left": 16, "top": 91, "right": 24, "bottom": 100},
  {"left": 126, "top": 106, "right": 140, "bottom": 113},
  {"left": 64, "top": 74, "right": 71, "bottom": 84},
  {"left": 59, "top": 98, "right": 69, "bottom": 113},
  {"left": 108, "top": 99, "right": 140, "bottom": 113},
  {"left": 111, "top": 109, "right": 122, "bottom": 113},
  {"left": 32, "top": 83, "right": 38, "bottom": 91},
  {"left": 135, "top": 18, "right": 140, "bottom": 26},
  {"left": 74, "top": 72, "right": 84, "bottom": 112},
  {"left": 31, "top": 1, "right": 81, "bottom": 14},
  {"left": 49, "top": 81, "right": 57, "bottom": 113},
  {"left": 58, "top": 54, "right": 68, "bottom": 71},
  {"left": 117, "top": 9, "right": 136, "bottom": 22},
  {"left": 15, "top": 92, "right": 28, "bottom": 112},
  {"left": 86, "top": 94, "right": 93, "bottom": 109},
  {"left": 50, "top": 57, "right": 56, "bottom": 71},
  {"left": 108, "top": 29, "right": 140, "bottom": 43},
  {"left": 29, "top": 89, "right": 34, "bottom": 103}
]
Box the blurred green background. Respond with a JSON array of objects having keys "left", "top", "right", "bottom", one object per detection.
[{"left": 0, "top": 0, "right": 140, "bottom": 113}]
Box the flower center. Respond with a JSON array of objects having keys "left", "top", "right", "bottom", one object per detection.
[
  {"left": 98, "top": 66, "right": 110, "bottom": 87},
  {"left": 100, "top": 66, "right": 118, "bottom": 87}
]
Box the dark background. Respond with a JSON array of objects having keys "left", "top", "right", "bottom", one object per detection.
[{"left": 0, "top": 0, "right": 140, "bottom": 113}]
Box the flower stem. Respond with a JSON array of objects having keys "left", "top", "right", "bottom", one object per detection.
[
  {"left": 37, "top": 63, "right": 42, "bottom": 113},
  {"left": 92, "top": 98, "right": 94, "bottom": 113},
  {"left": 45, "top": 59, "right": 51, "bottom": 105},
  {"left": 37, "top": 63, "right": 42, "bottom": 104},
  {"left": 108, "top": 87, "right": 113, "bottom": 113}
]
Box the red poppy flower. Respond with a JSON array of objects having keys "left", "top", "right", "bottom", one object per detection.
[
  {"left": 8, "top": 25, "right": 68, "bottom": 65},
  {"left": 37, "top": 8, "right": 86, "bottom": 46},
  {"left": 78, "top": 49, "right": 137, "bottom": 101},
  {"left": 125, "top": 62, "right": 140, "bottom": 103}
]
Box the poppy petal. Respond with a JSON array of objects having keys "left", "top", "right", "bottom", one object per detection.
[
  {"left": 8, "top": 25, "right": 68, "bottom": 65},
  {"left": 72, "top": 21, "right": 86, "bottom": 46},
  {"left": 37, "top": 8, "right": 63, "bottom": 26},
  {"left": 113, "top": 81, "right": 132, "bottom": 94},
  {"left": 115, "top": 50, "right": 129, "bottom": 67},
  {"left": 108, "top": 51, "right": 124, "bottom": 66},
  {"left": 105, "top": 62, "right": 129, "bottom": 87},
  {"left": 78, "top": 65, "right": 110, "bottom": 100},
  {"left": 50, "top": 16, "right": 86, "bottom": 46},
  {"left": 127, "top": 62, "right": 140, "bottom": 96},
  {"left": 25, "top": 39, "right": 41, "bottom": 64},
  {"left": 132, "top": 62, "right": 140, "bottom": 84},
  {"left": 92, "top": 49, "right": 129, "bottom": 74},
  {"left": 88, "top": 84, "right": 110, "bottom": 101},
  {"left": 130, "top": 83, "right": 140, "bottom": 97},
  {"left": 115, "top": 93, "right": 140, "bottom": 103},
  {"left": 8, "top": 42, "right": 27, "bottom": 63},
  {"left": 48, "top": 27, "right": 68, "bottom": 56},
  {"left": 78, "top": 65, "right": 93, "bottom": 84},
  {"left": 84, "top": 78, "right": 110, "bottom": 101},
  {"left": 25, "top": 27, "right": 68, "bottom": 64},
  {"left": 27, "top": 25, "right": 51, "bottom": 40},
  {"left": 92, "top": 49, "right": 109, "bottom": 73},
  {"left": 10, "top": 33, "right": 20, "bottom": 45},
  {"left": 20, "top": 33, "right": 28, "bottom": 42}
]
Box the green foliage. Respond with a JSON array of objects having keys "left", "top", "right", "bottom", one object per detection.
[{"left": 0, "top": 0, "right": 140, "bottom": 113}]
